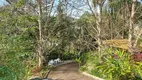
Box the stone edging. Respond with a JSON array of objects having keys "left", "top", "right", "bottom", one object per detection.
[{"left": 82, "top": 72, "right": 104, "bottom": 80}]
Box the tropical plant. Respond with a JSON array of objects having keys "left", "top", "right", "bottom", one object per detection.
[{"left": 95, "top": 49, "right": 142, "bottom": 80}]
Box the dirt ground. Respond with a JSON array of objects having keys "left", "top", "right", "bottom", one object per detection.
[{"left": 48, "top": 62, "right": 95, "bottom": 80}]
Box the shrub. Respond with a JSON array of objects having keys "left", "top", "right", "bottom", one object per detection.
[
  {"left": 95, "top": 49, "right": 142, "bottom": 80},
  {"left": 81, "top": 49, "right": 142, "bottom": 80},
  {"left": 0, "top": 59, "right": 26, "bottom": 80},
  {"left": 80, "top": 51, "right": 102, "bottom": 77}
]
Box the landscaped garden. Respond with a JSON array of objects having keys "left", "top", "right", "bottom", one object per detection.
[{"left": 0, "top": 0, "right": 142, "bottom": 80}]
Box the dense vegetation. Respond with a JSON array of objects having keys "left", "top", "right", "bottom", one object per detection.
[
  {"left": 0, "top": 0, "right": 142, "bottom": 80},
  {"left": 80, "top": 49, "right": 142, "bottom": 80}
]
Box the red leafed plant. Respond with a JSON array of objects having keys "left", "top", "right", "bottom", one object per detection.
[{"left": 132, "top": 52, "right": 142, "bottom": 62}]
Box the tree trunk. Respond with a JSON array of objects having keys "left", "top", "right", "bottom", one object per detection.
[
  {"left": 128, "top": 0, "right": 136, "bottom": 53},
  {"left": 97, "top": 0, "right": 102, "bottom": 58},
  {"left": 37, "top": 0, "right": 44, "bottom": 68},
  {"left": 134, "top": 29, "right": 142, "bottom": 47}
]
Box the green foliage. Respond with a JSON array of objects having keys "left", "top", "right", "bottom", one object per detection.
[
  {"left": 15, "top": 0, "right": 25, "bottom": 8},
  {"left": 0, "top": 0, "right": 141, "bottom": 79},
  {"left": 76, "top": 52, "right": 92, "bottom": 68},
  {"left": 0, "top": 66, "right": 15, "bottom": 80},
  {"left": 80, "top": 51, "right": 102, "bottom": 77},
  {"left": 79, "top": 52, "right": 92, "bottom": 64},
  {"left": 0, "top": 34, "right": 35, "bottom": 80},
  {"left": 0, "top": 2, "right": 37, "bottom": 79},
  {"left": 96, "top": 50, "right": 131, "bottom": 79},
  {"left": 82, "top": 49, "right": 142, "bottom": 80},
  {"left": 0, "top": 60, "right": 26, "bottom": 80},
  {"left": 132, "top": 62, "right": 142, "bottom": 78},
  {"left": 75, "top": 58, "right": 81, "bottom": 67},
  {"left": 62, "top": 53, "right": 77, "bottom": 60}
]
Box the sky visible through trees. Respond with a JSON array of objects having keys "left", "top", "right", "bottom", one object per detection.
[{"left": 0, "top": 0, "right": 141, "bottom": 17}]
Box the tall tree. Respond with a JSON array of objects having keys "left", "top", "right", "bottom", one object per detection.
[
  {"left": 129, "top": 0, "right": 137, "bottom": 53},
  {"left": 97, "top": 0, "right": 103, "bottom": 56},
  {"left": 87, "top": 0, "right": 106, "bottom": 59},
  {"left": 36, "top": 0, "right": 44, "bottom": 68}
]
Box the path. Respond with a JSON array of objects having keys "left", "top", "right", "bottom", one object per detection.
[{"left": 48, "top": 62, "right": 95, "bottom": 80}]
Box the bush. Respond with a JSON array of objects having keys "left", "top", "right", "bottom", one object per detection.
[
  {"left": 0, "top": 34, "right": 35, "bottom": 80},
  {"left": 80, "top": 51, "right": 102, "bottom": 77},
  {"left": 62, "top": 53, "right": 77, "bottom": 60},
  {"left": 81, "top": 49, "right": 142, "bottom": 80},
  {"left": 0, "top": 59, "right": 27, "bottom": 80},
  {"left": 95, "top": 49, "right": 142, "bottom": 80}
]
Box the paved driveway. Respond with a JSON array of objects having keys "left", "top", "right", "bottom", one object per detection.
[{"left": 48, "top": 62, "right": 95, "bottom": 80}]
